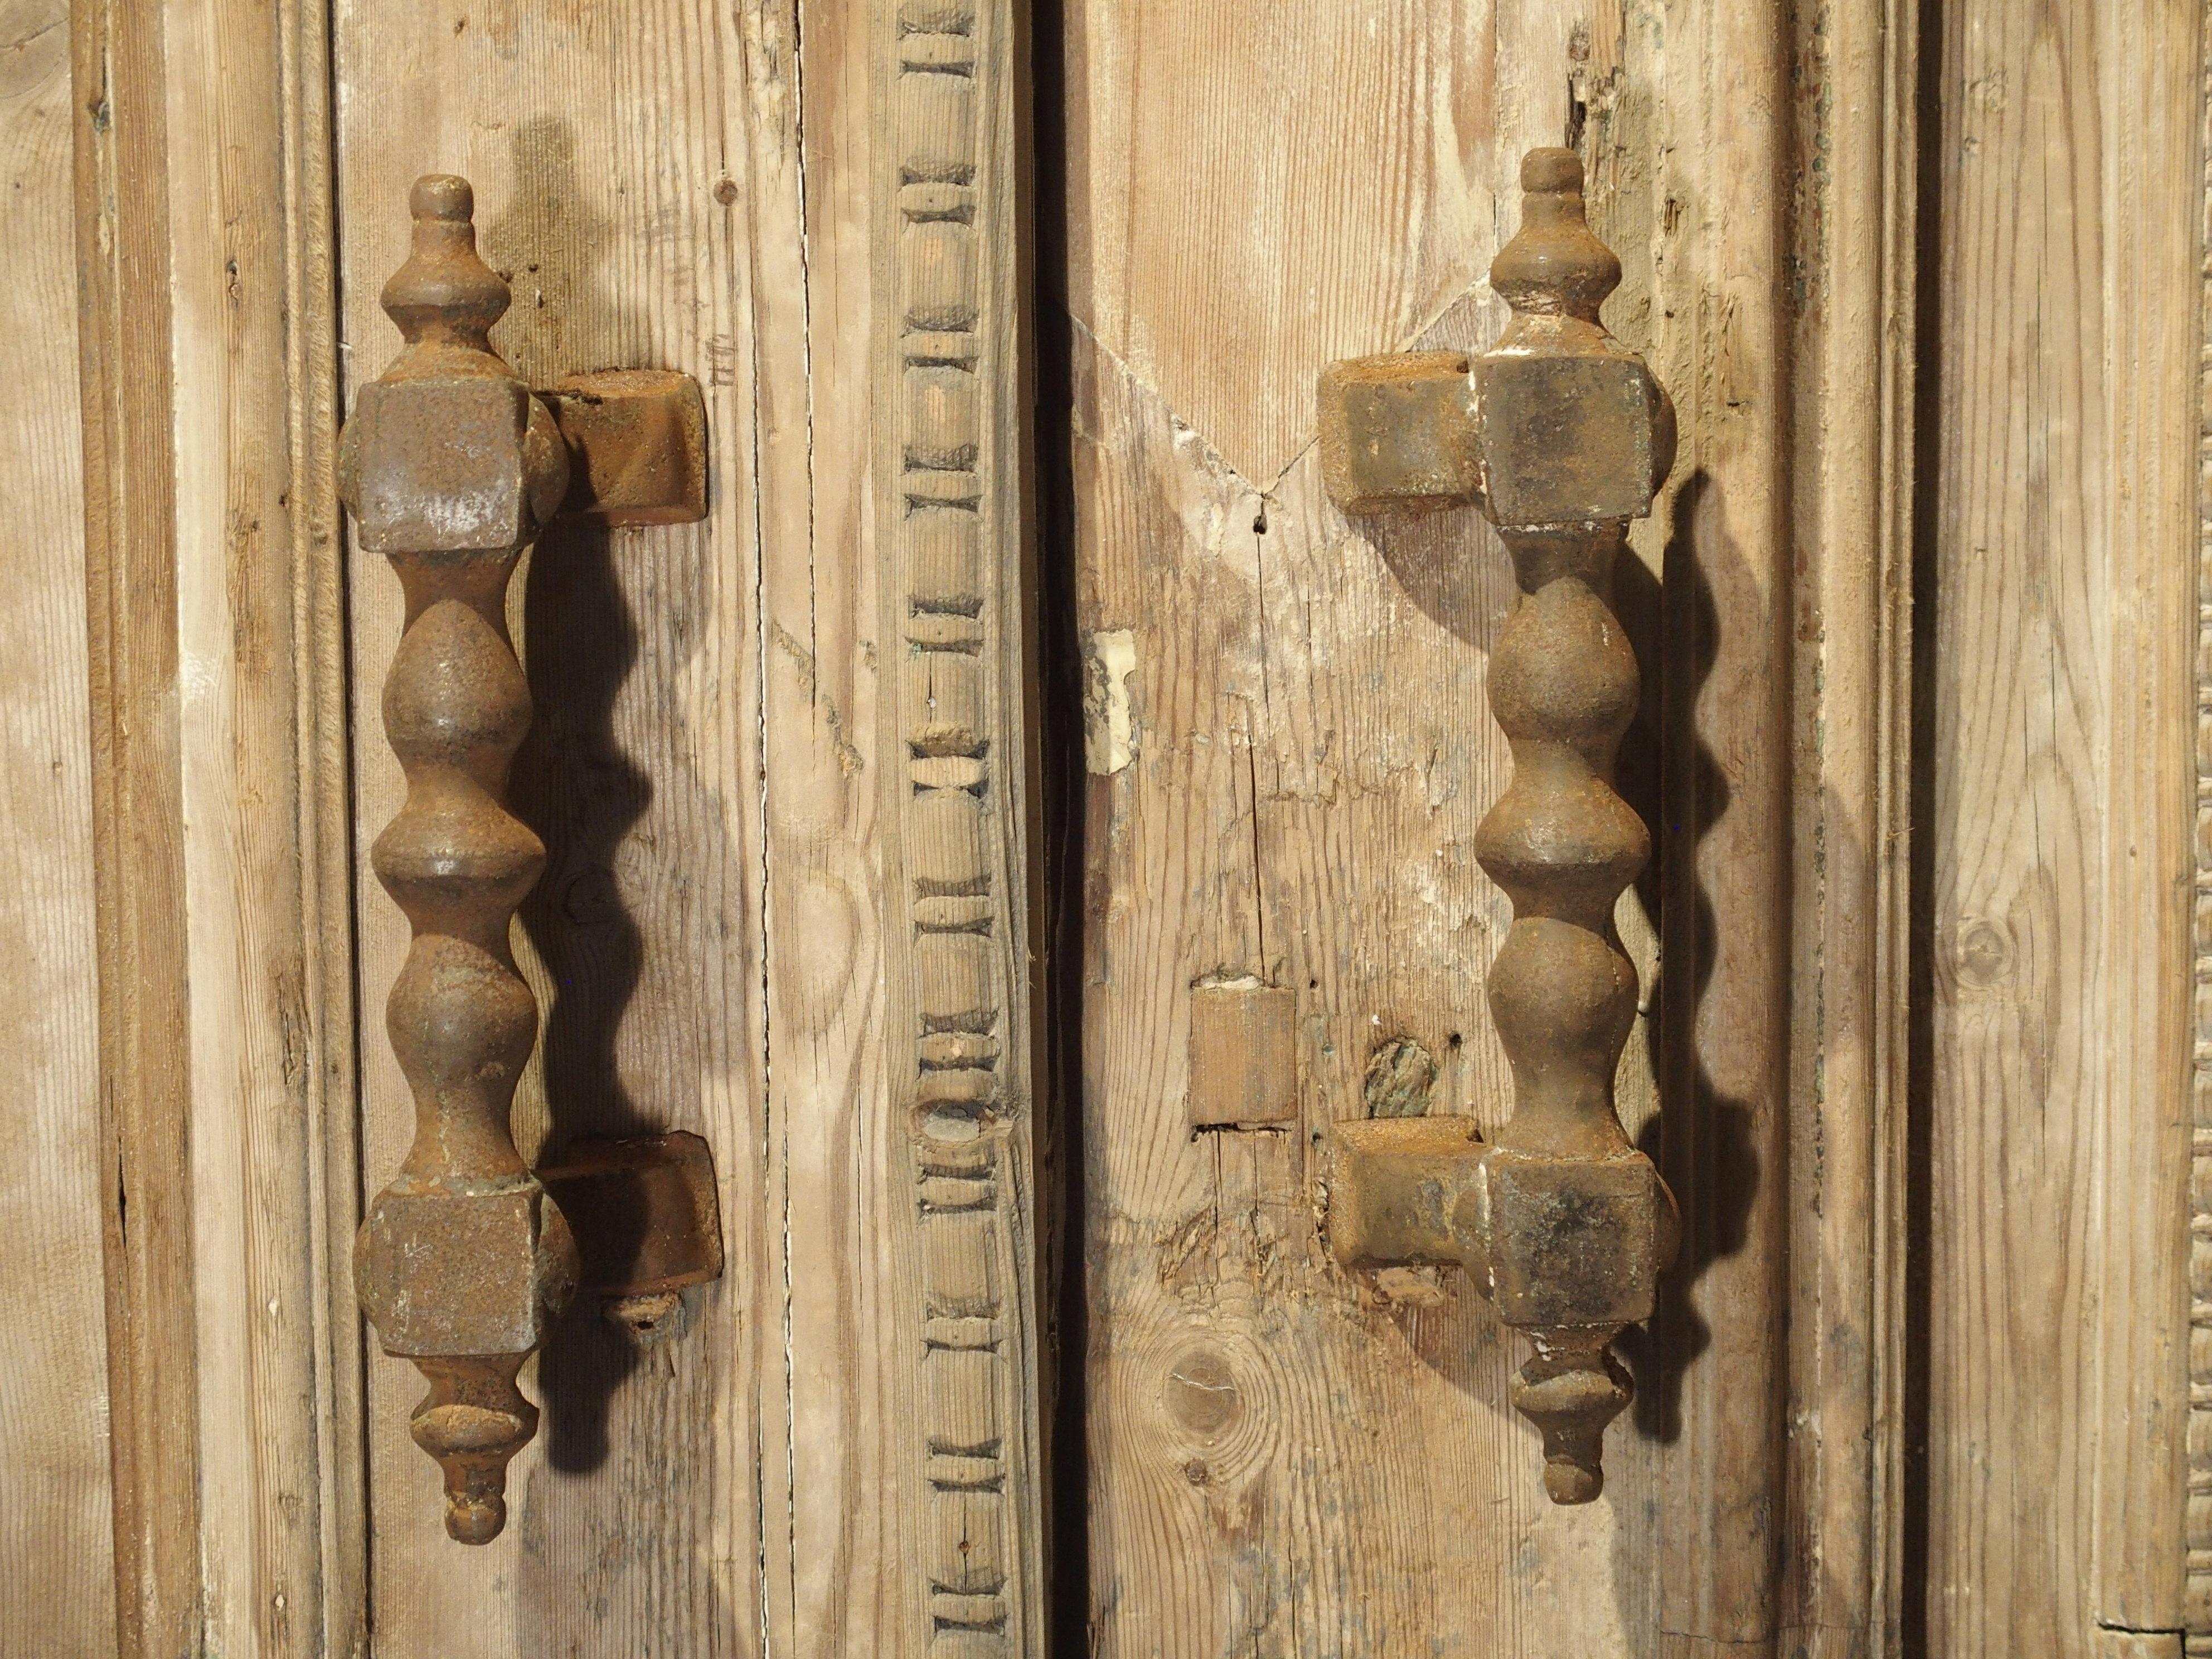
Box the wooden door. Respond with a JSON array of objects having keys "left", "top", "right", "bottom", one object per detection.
[
  {"left": 47, "top": 0, "right": 1051, "bottom": 1654},
  {"left": 8, "top": 0, "right": 2210, "bottom": 1655}
]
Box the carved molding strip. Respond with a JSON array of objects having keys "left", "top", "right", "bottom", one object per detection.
[{"left": 882, "top": 0, "right": 1040, "bottom": 1652}]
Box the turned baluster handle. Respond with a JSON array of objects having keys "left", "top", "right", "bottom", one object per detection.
[
  {"left": 337, "top": 176, "right": 578, "bottom": 1546},
  {"left": 1318, "top": 148, "right": 1679, "bottom": 1504}
]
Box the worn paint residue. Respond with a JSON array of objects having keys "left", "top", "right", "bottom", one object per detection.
[{"left": 1084, "top": 629, "right": 1138, "bottom": 774}]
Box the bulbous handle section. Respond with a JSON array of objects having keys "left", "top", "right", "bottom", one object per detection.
[{"left": 1319, "top": 148, "right": 1679, "bottom": 1505}]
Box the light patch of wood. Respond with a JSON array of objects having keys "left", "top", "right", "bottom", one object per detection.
[
  {"left": 1062, "top": 0, "right": 1500, "bottom": 484},
  {"left": 1, "top": 3, "right": 116, "bottom": 1651},
  {"left": 1927, "top": 0, "right": 2199, "bottom": 1651}
]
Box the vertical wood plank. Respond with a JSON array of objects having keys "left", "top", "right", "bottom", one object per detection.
[
  {"left": 72, "top": 1, "right": 363, "bottom": 1654},
  {"left": 72, "top": 2, "right": 204, "bottom": 1650},
  {"left": 1636, "top": 0, "right": 1797, "bottom": 1649},
  {"left": 2098, "top": 0, "right": 2199, "bottom": 1632},
  {"left": 1056, "top": 0, "right": 1889, "bottom": 1651},
  {"left": 2191, "top": 3, "right": 2212, "bottom": 1637},
  {"left": 1927, "top": 0, "right": 2200, "bottom": 1650},
  {"left": 869, "top": 0, "right": 1052, "bottom": 1652},
  {"left": 332, "top": 3, "right": 774, "bottom": 1650},
  {"left": 164, "top": 1, "right": 365, "bottom": 1651},
  {"left": 334, "top": 0, "right": 1046, "bottom": 1651},
  {"left": 1, "top": 4, "right": 118, "bottom": 1651}
]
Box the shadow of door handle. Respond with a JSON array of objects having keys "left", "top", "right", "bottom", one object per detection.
[
  {"left": 337, "top": 174, "right": 710, "bottom": 1544},
  {"left": 1316, "top": 147, "right": 1679, "bottom": 1505}
]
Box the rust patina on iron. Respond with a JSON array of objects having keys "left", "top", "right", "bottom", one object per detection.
[
  {"left": 542, "top": 368, "right": 709, "bottom": 526},
  {"left": 1318, "top": 147, "right": 1679, "bottom": 1505},
  {"left": 339, "top": 175, "right": 712, "bottom": 1545}
]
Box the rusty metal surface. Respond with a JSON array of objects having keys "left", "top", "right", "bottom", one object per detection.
[
  {"left": 541, "top": 368, "right": 709, "bottom": 526},
  {"left": 1316, "top": 349, "right": 1482, "bottom": 514},
  {"left": 1319, "top": 148, "right": 1679, "bottom": 1505},
  {"left": 339, "top": 174, "right": 581, "bottom": 1546},
  {"left": 540, "top": 1131, "right": 725, "bottom": 1298}
]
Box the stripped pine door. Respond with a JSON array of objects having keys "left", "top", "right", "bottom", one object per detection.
[
  {"left": 1047, "top": 0, "right": 2192, "bottom": 1655},
  {"left": 52, "top": 0, "right": 1049, "bottom": 1654},
  {"left": 1049, "top": 1, "right": 1812, "bottom": 1650},
  {"left": 10, "top": 0, "right": 2211, "bottom": 1656}
]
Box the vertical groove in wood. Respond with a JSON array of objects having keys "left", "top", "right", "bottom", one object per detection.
[
  {"left": 1779, "top": 0, "right": 1917, "bottom": 1651},
  {"left": 878, "top": 0, "right": 1046, "bottom": 1650},
  {"left": 69, "top": 3, "right": 203, "bottom": 1653},
  {"left": 275, "top": 0, "right": 368, "bottom": 1643}
]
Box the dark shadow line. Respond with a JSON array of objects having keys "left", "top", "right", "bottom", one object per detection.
[
  {"left": 1901, "top": 0, "right": 1947, "bottom": 1647},
  {"left": 1030, "top": 0, "right": 1092, "bottom": 1649}
]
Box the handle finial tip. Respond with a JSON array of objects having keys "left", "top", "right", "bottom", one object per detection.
[
  {"left": 410, "top": 173, "right": 474, "bottom": 224},
  {"left": 1520, "top": 146, "right": 1583, "bottom": 195}
]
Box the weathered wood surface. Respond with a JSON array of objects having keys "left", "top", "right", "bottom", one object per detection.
[
  {"left": 333, "top": 0, "right": 1044, "bottom": 1652},
  {"left": 1781, "top": 0, "right": 1918, "bottom": 1651},
  {"left": 1925, "top": 0, "right": 2200, "bottom": 1653},
  {"left": 1055, "top": 0, "right": 1841, "bottom": 1652},
  {"left": 71, "top": 1, "right": 363, "bottom": 1656},
  {"left": 3, "top": 4, "right": 115, "bottom": 1652}
]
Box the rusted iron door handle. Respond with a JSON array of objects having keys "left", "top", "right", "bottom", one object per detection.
[
  {"left": 337, "top": 176, "right": 711, "bottom": 1544},
  {"left": 1316, "top": 148, "right": 1679, "bottom": 1504}
]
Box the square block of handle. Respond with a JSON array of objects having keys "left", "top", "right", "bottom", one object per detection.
[
  {"left": 1475, "top": 1146, "right": 1670, "bottom": 1328},
  {"left": 1474, "top": 348, "right": 1660, "bottom": 528},
  {"left": 542, "top": 369, "right": 710, "bottom": 527},
  {"left": 346, "top": 376, "right": 533, "bottom": 554},
  {"left": 355, "top": 1185, "right": 573, "bottom": 1357},
  {"left": 1327, "top": 1115, "right": 1487, "bottom": 1271}
]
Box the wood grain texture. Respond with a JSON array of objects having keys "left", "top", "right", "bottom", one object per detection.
[
  {"left": 71, "top": 1, "right": 202, "bottom": 1648},
  {"left": 1057, "top": 0, "right": 1881, "bottom": 1651},
  {"left": 1060, "top": 3, "right": 1633, "bottom": 1653},
  {"left": 0, "top": 3, "right": 117, "bottom": 1651},
  {"left": 334, "top": 0, "right": 1044, "bottom": 1651},
  {"left": 71, "top": 1, "right": 365, "bottom": 1655},
  {"left": 334, "top": 3, "right": 771, "bottom": 1647},
  {"left": 872, "top": 0, "right": 1051, "bottom": 1652},
  {"left": 2194, "top": 2, "right": 2212, "bottom": 1638},
  {"left": 1629, "top": 0, "right": 1797, "bottom": 1648},
  {"left": 1925, "top": 0, "right": 2200, "bottom": 1650}
]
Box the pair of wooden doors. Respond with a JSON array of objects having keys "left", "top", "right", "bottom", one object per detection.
[{"left": 12, "top": 0, "right": 2208, "bottom": 1653}]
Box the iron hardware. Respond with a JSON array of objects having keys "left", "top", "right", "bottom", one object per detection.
[
  {"left": 1317, "top": 147, "right": 1679, "bottom": 1505},
  {"left": 338, "top": 174, "right": 712, "bottom": 1544}
]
